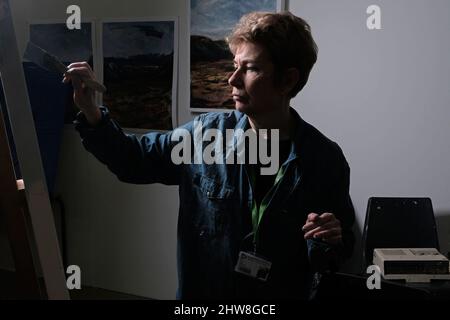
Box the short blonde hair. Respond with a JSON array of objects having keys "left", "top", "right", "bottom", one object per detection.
[{"left": 227, "top": 11, "right": 318, "bottom": 97}]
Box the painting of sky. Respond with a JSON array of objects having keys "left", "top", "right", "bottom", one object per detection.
[
  {"left": 30, "top": 23, "right": 92, "bottom": 63},
  {"left": 103, "top": 21, "right": 173, "bottom": 58},
  {"left": 191, "top": 0, "right": 276, "bottom": 39}
]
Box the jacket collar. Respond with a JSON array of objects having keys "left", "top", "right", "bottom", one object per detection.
[
  {"left": 235, "top": 107, "right": 306, "bottom": 164},
  {"left": 288, "top": 107, "right": 307, "bottom": 162},
  {"left": 235, "top": 107, "right": 306, "bottom": 162}
]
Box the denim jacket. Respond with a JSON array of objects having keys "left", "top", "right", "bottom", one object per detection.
[{"left": 74, "top": 107, "right": 355, "bottom": 300}]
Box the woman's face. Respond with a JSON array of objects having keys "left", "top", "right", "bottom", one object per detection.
[{"left": 228, "top": 42, "right": 283, "bottom": 117}]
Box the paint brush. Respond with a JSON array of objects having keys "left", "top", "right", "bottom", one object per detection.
[{"left": 24, "top": 41, "right": 106, "bottom": 93}]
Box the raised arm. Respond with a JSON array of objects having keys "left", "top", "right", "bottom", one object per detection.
[{"left": 64, "top": 62, "right": 181, "bottom": 185}]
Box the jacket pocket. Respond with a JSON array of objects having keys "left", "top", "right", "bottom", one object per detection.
[{"left": 192, "top": 173, "right": 235, "bottom": 237}]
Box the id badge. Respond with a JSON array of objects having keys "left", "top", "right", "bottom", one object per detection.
[{"left": 234, "top": 251, "right": 272, "bottom": 282}]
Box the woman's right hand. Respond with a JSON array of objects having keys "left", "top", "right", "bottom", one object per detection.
[{"left": 63, "top": 61, "right": 101, "bottom": 126}]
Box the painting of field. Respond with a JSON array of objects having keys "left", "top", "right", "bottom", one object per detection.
[
  {"left": 190, "top": 0, "right": 279, "bottom": 111},
  {"left": 102, "top": 21, "right": 176, "bottom": 130}
]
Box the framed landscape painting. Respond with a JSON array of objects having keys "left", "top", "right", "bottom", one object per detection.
[{"left": 189, "top": 0, "right": 285, "bottom": 112}]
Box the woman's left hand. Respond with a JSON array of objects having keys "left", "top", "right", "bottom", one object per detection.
[{"left": 302, "top": 212, "right": 343, "bottom": 246}]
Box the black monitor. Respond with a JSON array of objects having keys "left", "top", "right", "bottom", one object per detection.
[{"left": 362, "top": 197, "right": 440, "bottom": 268}]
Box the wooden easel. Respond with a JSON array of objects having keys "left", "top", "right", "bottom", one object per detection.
[
  {"left": 0, "top": 107, "right": 43, "bottom": 299},
  {"left": 0, "top": 0, "right": 68, "bottom": 299}
]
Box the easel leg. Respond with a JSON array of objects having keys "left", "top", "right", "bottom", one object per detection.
[{"left": 0, "top": 113, "right": 42, "bottom": 299}]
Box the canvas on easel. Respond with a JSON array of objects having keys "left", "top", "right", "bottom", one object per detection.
[
  {"left": 0, "top": 0, "right": 68, "bottom": 299},
  {"left": 0, "top": 93, "right": 42, "bottom": 298}
]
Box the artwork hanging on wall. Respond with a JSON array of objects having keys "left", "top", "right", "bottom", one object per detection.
[
  {"left": 29, "top": 22, "right": 95, "bottom": 124},
  {"left": 189, "top": 0, "right": 285, "bottom": 112},
  {"left": 100, "top": 19, "right": 178, "bottom": 131},
  {"left": 27, "top": 22, "right": 95, "bottom": 192},
  {"left": 29, "top": 19, "right": 178, "bottom": 132}
]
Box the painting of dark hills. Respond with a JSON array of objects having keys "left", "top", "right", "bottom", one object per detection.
[
  {"left": 103, "top": 21, "right": 176, "bottom": 131},
  {"left": 190, "top": 0, "right": 278, "bottom": 111}
]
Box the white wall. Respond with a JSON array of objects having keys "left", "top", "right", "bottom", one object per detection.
[
  {"left": 289, "top": 0, "right": 450, "bottom": 270},
  {"left": 2, "top": 0, "right": 450, "bottom": 299}
]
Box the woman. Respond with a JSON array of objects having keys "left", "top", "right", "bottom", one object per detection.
[{"left": 64, "top": 11, "right": 355, "bottom": 299}]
